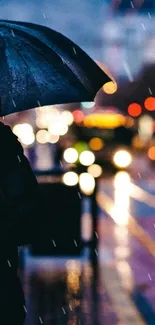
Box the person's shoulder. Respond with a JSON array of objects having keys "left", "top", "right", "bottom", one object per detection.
[
  {"left": 0, "top": 121, "right": 16, "bottom": 138},
  {"left": 0, "top": 122, "right": 23, "bottom": 154}
]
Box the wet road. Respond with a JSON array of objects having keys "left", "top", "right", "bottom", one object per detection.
[{"left": 20, "top": 170, "right": 155, "bottom": 325}]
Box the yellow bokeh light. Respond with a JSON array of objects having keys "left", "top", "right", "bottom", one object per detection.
[
  {"left": 79, "top": 151, "right": 95, "bottom": 166},
  {"left": 89, "top": 137, "right": 104, "bottom": 151},
  {"left": 63, "top": 172, "right": 78, "bottom": 186},
  {"left": 87, "top": 164, "right": 102, "bottom": 178},
  {"left": 103, "top": 81, "right": 117, "bottom": 94},
  {"left": 79, "top": 173, "right": 95, "bottom": 195},
  {"left": 113, "top": 150, "right": 132, "bottom": 168},
  {"left": 36, "top": 130, "right": 50, "bottom": 144},
  {"left": 84, "top": 113, "right": 125, "bottom": 129},
  {"left": 63, "top": 148, "right": 78, "bottom": 163}
]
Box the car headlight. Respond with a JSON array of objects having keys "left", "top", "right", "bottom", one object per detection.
[{"left": 113, "top": 150, "right": 132, "bottom": 168}]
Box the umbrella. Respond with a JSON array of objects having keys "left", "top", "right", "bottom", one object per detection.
[{"left": 0, "top": 20, "right": 112, "bottom": 117}]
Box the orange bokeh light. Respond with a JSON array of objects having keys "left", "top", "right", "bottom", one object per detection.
[
  {"left": 127, "top": 103, "right": 142, "bottom": 117},
  {"left": 148, "top": 146, "right": 155, "bottom": 160},
  {"left": 144, "top": 97, "right": 155, "bottom": 111}
]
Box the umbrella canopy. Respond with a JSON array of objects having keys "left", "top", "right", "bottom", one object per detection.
[{"left": 0, "top": 20, "right": 112, "bottom": 117}]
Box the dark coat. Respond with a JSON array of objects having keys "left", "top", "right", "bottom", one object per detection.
[{"left": 0, "top": 122, "right": 42, "bottom": 324}]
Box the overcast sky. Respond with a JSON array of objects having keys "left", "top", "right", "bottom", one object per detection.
[{"left": 0, "top": 0, "right": 110, "bottom": 59}]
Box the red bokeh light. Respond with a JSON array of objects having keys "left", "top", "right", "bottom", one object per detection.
[
  {"left": 144, "top": 97, "right": 155, "bottom": 111},
  {"left": 127, "top": 103, "right": 142, "bottom": 117},
  {"left": 73, "top": 110, "right": 85, "bottom": 123}
]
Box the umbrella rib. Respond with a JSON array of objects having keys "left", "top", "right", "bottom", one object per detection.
[
  {"left": 14, "top": 36, "right": 91, "bottom": 97},
  {"left": 14, "top": 47, "right": 44, "bottom": 99},
  {"left": 5, "top": 24, "right": 93, "bottom": 96}
]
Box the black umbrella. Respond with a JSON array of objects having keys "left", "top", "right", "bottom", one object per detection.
[{"left": 0, "top": 20, "right": 111, "bottom": 117}]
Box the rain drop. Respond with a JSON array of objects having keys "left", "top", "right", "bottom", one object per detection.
[
  {"left": 69, "top": 304, "right": 72, "bottom": 311},
  {"left": 94, "top": 249, "right": 98, "bottom": 256},
  {"left": 52, "top": 240, "right": 56, "bottom": 247},
  {"left": 23, "top": 305, "right": 27, "bottom": 313},
  {"left": 78, "top": 192, "right": 81, "bottom": 199},
  {"left": 11, "top": 29, "right": 15, "bottom": 37},
  {"left": 141, "top": 23, "right": 146, "bottom": 30},
  {"left": 95, "top": 231, "right": 99, "bottom": 239},
  {"left": 39, "top": 316, "right": 43, "bottom": 324},
  {"left": 7, "top": 260, "right": 11, "bottom": 267},
  {"left": 123, "top": 61, "right": 133, "bottom": 82},
  {"left": 148, "top": 87, "right": 152, "bottom": 95},
  {"left": 12, "top": 100, "right": 16, "bottom": 107},
  {"left": 73, "top": 47, "right": 76, "bottom": 55},
  {"left": 138, "top": 172, "right": 141, "bottom": 179},
  {"left": 62, "top": 307, "right": 66, "bottom": 314},
  {"left": 74, "top": 239, "right": 78, "bottom": 247},
  {"left": 17, "top": 155, "right": 21, "bottom": 163},
  {"left": 130, "top": 1, "right": 134, "bottom": 8},
  {"left": 37, "top": 100, "right": 41, "bottom": 107}
]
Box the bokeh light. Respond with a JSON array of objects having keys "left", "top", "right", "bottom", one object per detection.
[
  {"left": 79, "top": 151, "right": 95, "bottom": 166},
  {"left": 36, "top": 130, "right": 50, "bottom": 144},
  {"left": 79, "top": 173, "right": 95, "bottom": 195},
  {"left": 132, "top": 135, "right": 146, "bottom": 150},
  {"left": 84, "top": 112, "right": 125, "bottom": 128},
  {"left": 48, "top": 120, "right": 68, "bottom": 136},
  {"left": 128, "top": 103, "right": 142, "bottom": 117},
  {"left": 89, "top": 137, "right": 104, "bottom": 151},
  {"left": 13, "top": 123, "right": 35, "bottom": 146},
  {"left": 66, "top": 260, "right": 81, "bottom": 274},
  {"left": 114, "top": 171, "right": 131, "bottom": 188},
  {"left": 138, "top": 115, "right": 153, "bottom": 141},
  {"left": 144, "top": 97, "right": 155, "bottom": 111},
  {"left": 73, "top": 110, "right": 85, "bottom": 123},
  {"left": 48, "top": 134, "right": 60, "bottom": 144},
  {"left": 125, "top": 117, "right": 134, "bottom": 128},
  {"left": 63, "top": 148, "right": 78, "bottom": 163},
  {"left": 61, "top": 111, "right": 74, "bottom": 126},
  {"left": 111, "top": 172, "right": 131, "bottom": 226},
  {"left": 74, "top": 141, "right": 89, "bottom": 154},
  {"left": 63, "top": 172, "right": 78, "bottom": 186},
  {"left": 103, "top": 81, "right": 117, "bottom": 94},
  {"left": 148, "top": 146, "right": 155, "bottom": 160},
  {"left": 81, "top": 102, "right": 95, "bottom": 108},
  {"left": 36, "top": 116, "right": 48, "bottom": 128},
  {"left": 113, "top": 150, "right": 132, "bottom": 168},
  {"left": 87, "top": 164, "right": 102, "bottom": 178}
]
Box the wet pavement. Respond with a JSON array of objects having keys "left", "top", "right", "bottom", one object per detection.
[
  {"left": 19, "top": 171, "right": 155, "bottom": 325},
  {"left": 22, "top": 250, "right": 120, "bottom": 325}
]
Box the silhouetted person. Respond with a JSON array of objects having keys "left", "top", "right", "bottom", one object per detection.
[{"left": 0, "top": 122, "right": 42, "bottom": 324}]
